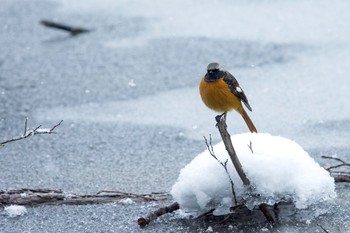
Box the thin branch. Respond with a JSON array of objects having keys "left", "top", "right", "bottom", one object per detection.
[
  {"left": 196, "top": 208, "right": 216, "bottom": 219},
  {"left": 331, "top": 171, "right": 350, "bottom": 175},
  {"left": 322, "top": 155, "right": 347, "bottom": 164},
  {"left": 321, "top": 155, "right": 350, "bottom": 172},
  {"left": 49, "top": 120, "right": 63, "bottom": 132},
  {"left": 321, "top": 156, "right": 350, "bottom": 183},
  {"left": 23, "top": 117, "right": 28, "bottom": 136},
  {"left": 247, "top": 140, "right": 254, "bottom": 154},
  {"left": 204, "top": 135, "right": 238, "bottom": 206},
  {"left": 1, "top": 119, "right": 63, "bottom": 147},
  {"left": 317, "top": 223, "right": 330, "bottom": 233}
]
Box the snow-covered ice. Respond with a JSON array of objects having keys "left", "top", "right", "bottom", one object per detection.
[
  {"left": 171, "top": 133, "right": 336, "bottom": 214},
  {"left": 3, "top": 205, "right": 27, "bottom": 218},
  {"left": 118, "top": 198, "right": 134, "bottom": 205}
]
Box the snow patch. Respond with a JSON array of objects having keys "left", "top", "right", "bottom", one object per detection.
[
  {"left": 118, "top": 198, "right": 134, "bottom": 205},
  {"left": 171, "top": 133, "right": 336, "bottom": 214},
  {"left": 4, "top": 205, "right": 27, "bottom": 217}
]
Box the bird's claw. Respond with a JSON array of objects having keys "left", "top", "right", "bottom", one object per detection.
[
  {"left": 215, "top": 112, "right": 226, "bottom": 126},
  {"left": 215, "top": 115, "right": 222, "bottom": 124}
]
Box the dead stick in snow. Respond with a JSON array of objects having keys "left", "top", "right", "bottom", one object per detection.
[
  {"left": 216, "top": 113, "right": 250, "bottom": 186},
  {"left": 215, "top": 113, "right": 276, "bottom": 223},
  {"left": 137, "top": 202, "right": 180, "bottom": 228},
  {"left": 40, "top": 20, "right": 90, "bottom": 36}
]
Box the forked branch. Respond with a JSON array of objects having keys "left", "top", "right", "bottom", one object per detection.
[
  {"left": 0, "top": 119, "right": 63, "bottom": 147},
  {"left": 322, "top": 155, "right": 350, "bottom": 183}
]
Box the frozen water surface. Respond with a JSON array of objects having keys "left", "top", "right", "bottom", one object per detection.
[{"left": 1, "top": 0, "right": 350, "bottom": 232}]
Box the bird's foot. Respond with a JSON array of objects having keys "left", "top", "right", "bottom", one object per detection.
[{"left": 215, "top": 112, "right": 226, "bottom": 125}]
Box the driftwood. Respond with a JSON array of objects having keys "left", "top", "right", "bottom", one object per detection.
[
  {"left": 0, "top": 189, "right": 170, "bottom": 207},
  {"left": 40, "top": 20, "right": 90, "bottom": 36}
]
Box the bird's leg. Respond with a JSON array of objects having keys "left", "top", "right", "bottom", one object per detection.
[{"left": 215, "top": 112, "right": 227, "bottom": 124}]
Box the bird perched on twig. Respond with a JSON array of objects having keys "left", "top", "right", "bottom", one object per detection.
[{"left": 199, "top": 62, "right": 257, "bottom": 133}]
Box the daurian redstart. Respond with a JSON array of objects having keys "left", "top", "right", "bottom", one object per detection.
[{"left": 199, "top": 62, "right": 257, "bottom": 133}]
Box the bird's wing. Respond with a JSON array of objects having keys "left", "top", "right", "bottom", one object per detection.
[{"left": 223, "top": 71, "right": 253, "bottom": 111}]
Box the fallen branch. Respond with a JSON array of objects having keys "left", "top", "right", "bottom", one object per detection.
[
  {"left": 0, "top": 188, "right": 170, "bottom": 207},
  {"left": 40, "top": 20, "right": 90, "bottom": 36},
  {"left": 137, "top": 202, "right": 180, "bottom": 228},
  {"left": 0, "top": 119, "right": 63, "bottom": 147}
]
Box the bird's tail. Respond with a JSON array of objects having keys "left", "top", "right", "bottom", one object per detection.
[{"left": 240, "top": 108, "right": 258, "bottom": 133}]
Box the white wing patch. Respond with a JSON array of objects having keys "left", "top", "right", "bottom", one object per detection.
[{"left": 236, "top": 86, "right": 243, "bottom": 93}]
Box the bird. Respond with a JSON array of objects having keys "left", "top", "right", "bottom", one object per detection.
[{"left": 199, "top": 62, "right": 257, "bottom": 133}]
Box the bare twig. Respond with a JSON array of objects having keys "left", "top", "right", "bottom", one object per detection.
[
  {"left": 0, "top": 119, "right": 63, "bottom": 147},
  {"left": 322, "top": 155, "right": 350, "bottom": 171},
  {"left": 317, "top": 223, "right": 330, "bottom": 233},
  {"left": 137, "top": 202, "right": 179, "bottom": 228},
  {"left": 321, "top": 155, "right": 350, "bottom": 182},
  {"left": 215, "top": 113, "right": 250, "bottom": 186},
  {"left": 23, "top": 117, "right": 28, "bottom": 136},
  {"left": 196, "top": 208, "right": 216, "bottom": 219},
  {"left": 40, "top": 20, "right": 90, "bottom": 36},
  {"left": 204, "top": 135, "right": 238, "bottom": 205},
  {"left": 247, "top": 141, "right": 254, "bottom": 154},
  {"left": 330, "top": 171, "right": 350, "bottom": 175},
  {"left": 322, "top": 155, "right": 346, "bottom": 164}
]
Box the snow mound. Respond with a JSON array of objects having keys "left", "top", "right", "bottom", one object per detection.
[
  {"left": 4, "top": 205, "right": 27, "bottom": 218},
  {"left": 171, "top": 133, "right": 336, "bottom": 214}
]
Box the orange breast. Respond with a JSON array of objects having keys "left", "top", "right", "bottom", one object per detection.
[{"left": 199, "top": 78, "right": 242, "bottom": 112}]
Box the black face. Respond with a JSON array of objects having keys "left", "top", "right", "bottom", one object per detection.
[{"left": 206, "top": 62, "right": 224, "bottom": 81}]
